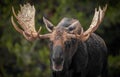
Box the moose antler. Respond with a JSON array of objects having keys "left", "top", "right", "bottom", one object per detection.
[
  {"left": 67, "top": 4, "right": 107, "bottom": 41},
  {"left": 11, "top": 3, "right": 107, "bottom": 42},
  {"left": 83, "top": 4, "right": 107, "bottom": 38},
  {"left": 11, "top": 3, "right": 50, "bottom": 41}
]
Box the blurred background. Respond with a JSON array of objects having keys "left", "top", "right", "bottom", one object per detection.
[{"left": 0, "top": 0, "right": 120, "bottom": 77}]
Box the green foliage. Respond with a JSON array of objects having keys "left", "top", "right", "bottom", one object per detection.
[
  {"left": 108, "top": 55, "right": 120, "bottom": 77},
  {"left": 0, "top": 0, "right": 120, "bottom": 77}
]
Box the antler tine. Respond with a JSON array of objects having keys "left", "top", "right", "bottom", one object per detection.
[
  {"left": 11, "top": 3, "right": 38, "bottom": 41},
  {"left": 37, "top": 27, "right": 42, "bottom": 34},
  {"left": 12, "top": 7, "right": 18, "bottom": 19},
  {"left": 11, "top": 16, "right": 24, "bottom": 34},
  {"left": 84, "top": 8, "right": 99, "bottom": 35},
  {"left": 66, "top": 5, "right": 107, "bottom": 41},
  {"left": 12, "top": 6, "right": 27, "bottom": 30},
  {"left": 99, "top": 4, "right": 107, "bottom": 22},
  {"left": 83, "top": 4, "right": 107, "bottom": 36},
  {"left": 11, "top": 3, "right": 51, "bottom": 41}
]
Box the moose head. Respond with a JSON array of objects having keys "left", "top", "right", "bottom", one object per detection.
[{"left": 11, "top": 3, "right": 107, "bottom": 71}]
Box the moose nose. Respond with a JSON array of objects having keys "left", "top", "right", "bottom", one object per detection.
[
  {"left": 52, "top": 45, "right": 64, "bottom": 65},
  {"left": 52, "top": 57, "right": 64, "bottom": 65}
]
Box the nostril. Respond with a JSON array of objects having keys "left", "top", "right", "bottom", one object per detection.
[
  {"left": 52, "top": 58, "right": 63, "bottom": 62},
  {"left": 61, "top": 58, "right": 64, "bottom": 62},
  {"left": 52, "top": 57, "right": 64, "bottom": 65},
  {"left": 52, "top": 58, "right": 55, "bottom": 62}
]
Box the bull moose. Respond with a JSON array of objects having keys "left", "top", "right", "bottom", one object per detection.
[{"left": 11, "top": 3, "right": 108, "bottom": 77}]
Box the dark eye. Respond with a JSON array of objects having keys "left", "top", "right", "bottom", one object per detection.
[
  {"left": 49, "top": 41, "right": 53, "bottom": 51},
  {"left": 71, "top": 38, "right": 77, "bottom": 44},
  {"left": 49, "top": 41, "right": 53, "bottom": 45},
  {"left": 64, "top": 41, "right": 71, "bottom": 48},
  {"left": 52, "top": 58, "right": 55, "bottom": 61},
  {"left": 65, "top": 41, "right": 70, "bottom": 44}
]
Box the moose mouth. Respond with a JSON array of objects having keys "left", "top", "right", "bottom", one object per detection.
[
  {"left": 52, "top": 65, "right": 63, "bottom": 71},
  {"left": 52, "top": 62, "right": 64, "bottom": 71}
]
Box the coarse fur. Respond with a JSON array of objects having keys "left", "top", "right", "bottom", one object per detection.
[
  {"left": 11, "top": 3, "right": 108, "bottom": 77},
  {"left": 49, "top": 18, "right": 108, "bottom": 77},
  {"left": 51, "top": 33, "right": 108, "bottom": 77}
]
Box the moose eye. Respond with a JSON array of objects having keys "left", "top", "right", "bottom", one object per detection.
[
  {"left": 49, "top": 41, "right": 53, "bottom": 50},
  {"left": 64, "top": 41, "right": 71, "bottom": 48}
]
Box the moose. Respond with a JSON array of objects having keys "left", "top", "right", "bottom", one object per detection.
[{"left": 11, "top": 3, "right": 108, "bottom": 77}]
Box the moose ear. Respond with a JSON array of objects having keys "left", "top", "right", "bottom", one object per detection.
[
  {"left": 67, "top": 21, "right": 82, "bottom": 34},
  {"left": 43, "top": 17, "right": 54, "bottom": 32},
  {"left": 68, "top": 21, "right": 79, "bottom": 31}
]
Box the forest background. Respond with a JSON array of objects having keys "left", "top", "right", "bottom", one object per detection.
[{"left": 0, "top": 0, "right": 120, "bottom": 77}]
